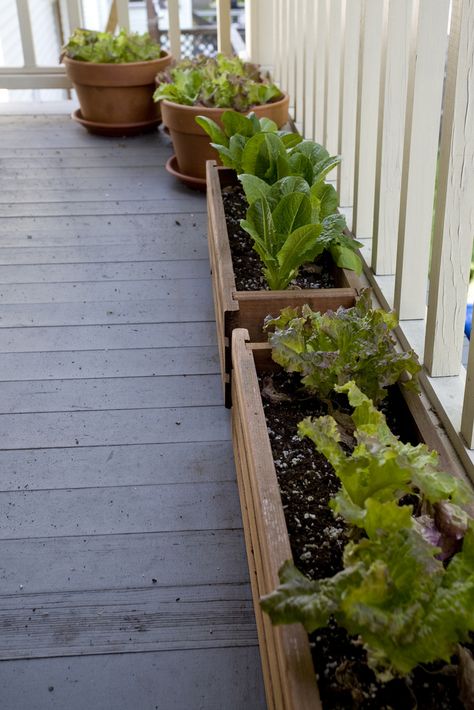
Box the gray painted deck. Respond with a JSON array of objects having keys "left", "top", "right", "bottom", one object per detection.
[{"left": 0, "top": 114, "right": 266, "bottom": 710}]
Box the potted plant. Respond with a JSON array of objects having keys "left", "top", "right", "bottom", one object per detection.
[
  {"left": 231, "top": 295, "right": 474, "bottom": 709},
  {"left": 61, "top": 28, "right": 172, "bottom": 136},
  {"left": 153, "top": 54, "right": 289, "bottom": 186},
  {"left": 204, "top": 113, "right": 363, "bottom": 405}
]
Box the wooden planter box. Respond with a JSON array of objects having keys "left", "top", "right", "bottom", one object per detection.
[
  {"left": 231, "top": 328, "right": 466, "bottom": 710},
  {"left": 206, "top": 160, "right": 362, "bottom": 407}
]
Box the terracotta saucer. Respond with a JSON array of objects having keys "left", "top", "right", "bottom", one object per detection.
[
  {"left": 165, "top": 155, "right": 207, "bottom": 192},
  {"left": 71, "top": 109, "right": 161, "bottom": 137}
]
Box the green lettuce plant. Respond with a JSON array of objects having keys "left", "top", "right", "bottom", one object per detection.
[
  {"left": 154, "top": 54, "right": 282, "bottom": 110},
  {"left": 261, "top": 512, "right": 474, "bottom": 679},
  {"left": 265, "top": 289, "right": 420, "bottom": 402},
  {"left": 62, "top": 28, "right": 162, "bottom": 63},
  {"left": 240, "top": 193, "right": 361, "bottom": 290},
  {"left": 298, "top": 381, "right": 472, "bottom": 528},
  {"left": 194, "top": 111, "right": 301, "bottom": 175}
]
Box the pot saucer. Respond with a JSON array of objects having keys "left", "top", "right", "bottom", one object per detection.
[
  {"left": 165, "top": 155, "right": 207, "bottom": 192},
  {"left": 71, "top": 109, "right": 161, "bottom": 137}
]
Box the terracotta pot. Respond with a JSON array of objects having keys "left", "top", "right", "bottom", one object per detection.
[
  {"left": 63, "top": 52, "right": 172, "bottom": 131},
  {"left": 160, "top": 92, "right": 290, "bottom": 181}
]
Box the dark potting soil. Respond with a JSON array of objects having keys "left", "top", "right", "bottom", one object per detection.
[
  {"left": 259, "top": 370, "right": 464, "bottom": 710},
  {"left": 221, "top": 183, "right": 337, "bottom": 291}
]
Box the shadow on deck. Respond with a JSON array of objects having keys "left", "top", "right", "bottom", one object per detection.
[{"left": 0, "top": 112, "right": 266, "bottom": 710}]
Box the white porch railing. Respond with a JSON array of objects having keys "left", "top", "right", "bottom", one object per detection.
[
  {"left": 1, "top": 0, "right": 473, "bottom": 476},
  {"left": 0, "top": 0, "right": 233, "bottom": 89},
  {"left": 254, "top": 0, "right": 474, "bottom": 476}
]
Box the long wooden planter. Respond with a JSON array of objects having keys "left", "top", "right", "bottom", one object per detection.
[
  {"left": 206, "top": 160, "right": 362, "bottom": 407},
  {"left": 231, "top": 328, "right": 467, "bottom": 710}
]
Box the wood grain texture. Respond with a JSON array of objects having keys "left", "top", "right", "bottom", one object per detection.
[
  {"left": 231, "top": 329, "right": 320, "bottom": 710},
  {"left": 0, "top": 647, "right": 266, "bottom": 710},
  {"left": 0, "top": 115, "right": 265, "bottom": 700}
]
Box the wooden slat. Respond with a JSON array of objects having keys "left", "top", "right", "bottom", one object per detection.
[
  {"left": 0, "top": 347, "right": 219, "bottom": 382},
  {"left": 394, "top": 0, "right": 450, "bottom": 319},
  {"left": 0, "top": 322, "right": 214, "bottom": 353},
  {"left": 338, "top": 0, "right": 362, "bottom": 213},
  {"left": 115, "top": 0, "right": 130, "bottom": 30},
  {"left": 424, "top": 0, "right": 474, "bottom": 376},
  {"left": 0, "top": 481, "right": 239, "bottom": 538},
  {"left": 65, "top": 0, "right": 83, "bottom": 33},
  {"left": 324, "top": 0, "right": 344, "bottom": 155},
  {"left": 216, "top": 0, "right": 232, "bottom": 55},
  {"left": 168, "top": 0, "right": 181, "bottom": 61},
  {"left": 0, "top": 441, "right": 235, "bottom": 491},
  {"left": 0, "top": 584, "right": 256, "bottom": 660},
  {"left": 0, "top": 648, "right": 266, "bottom": 710},
  {"left": 286, "top": 0, "right": 296, "bottom": 118},
  {"left": 313, "top": 0, "right": 328, "bottom": 143},
  {"left": 371, "top": 0, "right": 413, "bottom": 275},
  {"left": 0, "top": 299, "right": 214, "bottom": 327},
  {"left": 0, "top": 530, "right": 247, "bottom": 593},
  {"left": 0, "top": 199, "right": 206, "bottom": 218}
]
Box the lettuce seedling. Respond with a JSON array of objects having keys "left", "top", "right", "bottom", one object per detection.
[
  {"left": 298, "top": 382, "right": 472, "bottom": 528},
  {"left": 195, "top": 111, "right": 300, "bottom": 174},
  {"left": 154, "top": 55, "right": 282, "bottom": 110},
  {"left": 261, "top": 513, "right": 474, "bottom": 679},
  {"left": 62, "top": 28, "right": 162, "bottom": 63},
  {"left": 240, "top": 193, "right": 361, "bottom": 290},
  {"left": 265, "top": 289, "right": 420, "bottom": 403}
]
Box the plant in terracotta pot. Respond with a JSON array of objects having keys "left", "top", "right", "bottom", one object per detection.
[
  {"left": 153, "top": 54, "right": 289, "bottom": 185},
  {"left": 61, "top": 28, "right": 172, "bottom": 136}
]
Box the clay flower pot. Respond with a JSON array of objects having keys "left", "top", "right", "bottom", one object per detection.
[
  {"left": 160, "top": 92, "right": 290, "bottom": 183},
  {"left": 64, "top": 52, "right": 172, "bottom": 136}
]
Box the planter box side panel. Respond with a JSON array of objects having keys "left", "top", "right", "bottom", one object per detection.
[{"left": 231, "top": 329, "right": 321, "bottom": 710}]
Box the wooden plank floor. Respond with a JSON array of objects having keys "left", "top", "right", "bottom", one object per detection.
[{"left": 0, "top": 114, "right": 266, "bottom": 710}]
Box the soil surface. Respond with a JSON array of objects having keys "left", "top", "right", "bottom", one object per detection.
[
  {"left": 221, "top": 183, "right": 337, "bottom": 291},
  {"left": 259, "top": 370, "right": 464, "bottom": 710}
]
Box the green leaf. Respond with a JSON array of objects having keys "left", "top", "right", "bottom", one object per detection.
[
  {"left": 222, "top": 110, "right": 255, "bottom": 137},
  {"left": 241, "top": 132, "right": 289, "bottom": 183},
  {"left": 271, "top": 192, "right": 312, "bottom": 238},
  {"left": 195, "top": 115, "right": 228, "bottom": 145},
  {"left": 280, "top": 133, "right": 303, "bottom": 149},
  {"left": 330, "top": 245, "right": 362, "bottom": 275},
  {"left": 275, "top": 223, "right": 323, "bottom": 288},
  {"left": 259, "top": 116, "right": 279, "bottom": 133},
  {"left": 310, "top": 181, "right": 339, "bottom": 219},
  {"left": 238, "top": 174, "right": 272, "bottom": 204}
]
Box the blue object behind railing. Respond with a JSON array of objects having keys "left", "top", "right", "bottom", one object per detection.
[{"left": 466, "top": 303, "right": 473, "bottom": 339}]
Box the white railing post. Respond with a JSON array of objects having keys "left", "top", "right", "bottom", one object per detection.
[
  {"left": 393, "top": 0, "right": 450, "bottom": 320},
  {"left": 302, "top": 0, "right": 315, "bottom": 139},
  {"left": 65, "top": 0, "right": 83, "bottom": 33},
  {"left": 16, "top": 0, "right": 36, "bottom": 67},
  {"left": 167, "top": 0, "right": 181, "bottom": 61},
  {"left": 424, "top": 0, "right": 474, "bottom": 376},
  {"left": 115, "top": 0, "right": 130, "bottom": 31},
  {"left": 338, "top": 0, "right": 362, "bottom": 214},
  {"left": 216, "top": 0, "right": 232, "bottom": 55},
  {"left": 371, "top": 0, "right": 413, "bottom": 276},
  {"left": 324, "top": 0, "right": 344, "bottom": 155},
  {"left": 294, "top": 2, "right": 305, "bottom": 130},
  {"left": 313, "top": 0, "right": 328, "bottom": 143},
  {"left": 352, "top": 0, "right": 387, "bottom": 238}
]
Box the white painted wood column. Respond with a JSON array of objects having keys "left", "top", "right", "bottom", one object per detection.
[
  {"left": 216, "top": 0, "right": 232, "bottom": 55},
  {"left": 246, "top": 0, "right": 274, "bottom": 68},
  {"left": 65, "top": 0, "right": 83, "bottom": 35},
  {"left": 324, "top": 0, "right": 344, "bottom": 155},
  {"left": 424, "top": 0, "right": 474, "bottom": 377},
  {"left": 338, "top": 0, "right": 362, "bottom": 213},
  {"left": 294, "top": 2, "right": 305, "bottom": 130},
  {"left": 302, "top": 0, "right": 315, "bottom": 139},
  {"left": 393, "top": 0, "right": 450, "bottom": 320},
  {"left": 168, "top": 0, "right": 181, "bottom": 61},
  {"left": 313, "top": 0, "right": 328, "bottom": 143},
  {"left": 286, "top": 0, "right": 296, "bottom": 119},
  {"left": 16, "top": 0, "right": 36, "bottom": 66},
  {"left": 116, "top": 0, "right": 130, "bottom": 30},
  {"left": 352, "top": 0, "right": 386, "bottom": 238},
  {"left": 371, "top": 0, "right": 413, "bottom": 275},
  {"left": 462, "top": 342, "right": 474, "bottom": 449}
]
